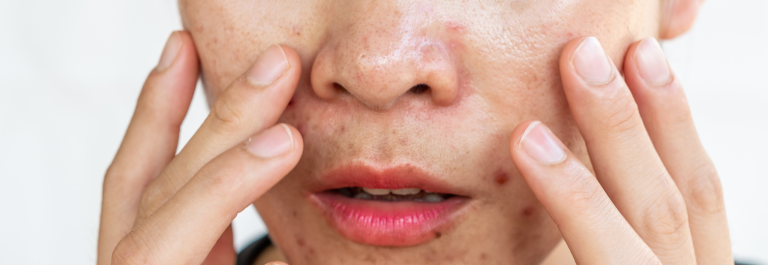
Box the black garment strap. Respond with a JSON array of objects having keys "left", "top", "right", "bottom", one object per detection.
[
  {"left": 235, "top": 235, "right": 761, "bottom": 265},
  {"left": 236, "top": 235, "right": 272, "bottom": 265}
]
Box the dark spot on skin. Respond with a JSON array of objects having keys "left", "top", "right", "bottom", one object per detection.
[
  {"left": 292, "top": 210, "right": 298, "bottom": 217},
  {"left": 521, "top": 206, "right": 534, "bottom": 217},
  {"left": 308, "top": 248, "right": 315, "bottom": 255},
  {"left": 434, "top": 232, "right": 442, "bottom": 238},
  {"left": 340, "top": 125, "right": 345, "bottom": 132},
  {"left": 480, "top": 253, "right": 488, "bottom": 260},
  {"left": 494, "top": 169, "right": 509, "bottom": 185},
  {"left": 287, "top": 99, "right": 294, "bottom": 106},
  {"left": 296, "top": 237, "right": 305, "bottom": 247}
]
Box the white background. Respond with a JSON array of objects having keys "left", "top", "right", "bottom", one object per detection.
[{"left": 0, "top": 0, "right": 765, "bottom": 264}]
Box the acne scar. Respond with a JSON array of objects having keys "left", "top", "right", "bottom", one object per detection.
[{"left": 494, "top": 169, "right": 509, "bottom": 185}]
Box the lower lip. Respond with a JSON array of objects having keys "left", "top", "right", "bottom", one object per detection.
[{"left": 311, "top": 192, "right": 469, "bottom": 246}]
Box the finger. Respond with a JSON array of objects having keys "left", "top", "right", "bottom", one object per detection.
[
  {"left": 510, "top": 120, "right": 660, "bottom": 265},
  {"left": 201, "top": 225, "right": 236, "bottom": 265},
  {"left": 98, "top": 31, "right": 198, "bottom": 265},
  {"left": 623, "top": 37, "right": 732, "bottom": 264},
  {"left": 112, "top": 124, "right": 303, "bottom": 265},
  {"left": 559, "top": 37, "right": 696, "bottom": 263},
  {"left": 139, "top": 44, "right": 302, "bottom": 218}
]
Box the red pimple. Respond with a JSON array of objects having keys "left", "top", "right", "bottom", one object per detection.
[
  {"left": 494, "top": 170, "right": 509, "bottom": 185},
  {"left": 521, "top": 206, "right": 534, "bottom": 217}
]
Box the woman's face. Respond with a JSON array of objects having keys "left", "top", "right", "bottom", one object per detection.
[{"left": 180, "top": 0, "right": 660, "bottom": 263}]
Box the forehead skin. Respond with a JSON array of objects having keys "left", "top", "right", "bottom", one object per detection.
[{"left": 179, "top": 0, "right": 658, "bottom": 264}]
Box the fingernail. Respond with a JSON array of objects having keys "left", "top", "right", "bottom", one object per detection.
[
  {"left": 246, "top": 124, "right": 294, "bottom": 158},
  {"left": 572, "top": 37, "right": 614, "bottom": 84},
  {"left": 635, "top": 38, "right": 672, "bottom": 86},
  {"left": 247, "top": 45, "right": 290, "bottom": 86},
  {"left": 156, "top": 32, "right": 182, "bottom": 71},
  {"left": 520, "top": 121, "right": 566, "bottom": 165}
]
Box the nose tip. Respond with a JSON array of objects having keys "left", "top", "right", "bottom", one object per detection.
[{"left": 310, "top": 39, "right": 460, "bottom": 110}]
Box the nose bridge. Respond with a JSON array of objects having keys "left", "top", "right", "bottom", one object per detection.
[{"left": 311, "top": 2, "right": 459, "bottom": 109}]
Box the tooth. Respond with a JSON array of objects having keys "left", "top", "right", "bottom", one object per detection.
[
  {"left": 424, "top": 194, "right": 444, "bottom": 202},
  {"left": 391, "top": 188, "right": 421, "bottom": 195},
  {"left": 362, "top": 188, "right": 391, "bottom": 195},
  {"left": 354, "top": 192, "right": 372, "bottom": 200}
]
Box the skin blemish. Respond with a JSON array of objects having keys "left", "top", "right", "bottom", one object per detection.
[
  {"left": 445, "top": 20, "right": 466, "bottom": 35},
  {"left": 494, "top": 169, "right": 509, "bottom": 185},
  {"left": 521, "top": 206, "right": 535, "bottom": 217},
  {"left": 434, "top": 231, "right": 442, "bottom": 239},
  {"left": 296, "top": 237, "right": 306, "bottom": 247},
  {"left": 480, "top": 253, "right": 488, "bottom": 261}
]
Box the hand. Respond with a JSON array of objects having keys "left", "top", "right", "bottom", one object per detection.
[
  {"left": 509, "top": 37, "right": 732, "bottom": 264},
  {"left": 97, "top": 31, "right": 303, "bottom": 265}
]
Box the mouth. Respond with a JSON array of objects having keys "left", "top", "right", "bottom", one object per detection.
[{"left": 309, "top": 164, "right": 471, "bottom": 247}]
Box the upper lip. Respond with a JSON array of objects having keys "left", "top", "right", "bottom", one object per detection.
[{"left": 308, "top": 162, "right": 471, "bottom": 197}]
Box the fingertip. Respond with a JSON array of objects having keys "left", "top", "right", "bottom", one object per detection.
[
  {"left": 509, "top": 120, "right": 542, "bottom": 151},
  {"left": 281, "top": 123, "right": 305, "bottom": 153},
  {"left": 516, "top": 121, "right": 567, "bottom": 166},
  {"left": 275, "top": 44, "right": 303, "bottom": 81},
  {"left": 558, "top": 36, "right": 593, "bottom": 76}
]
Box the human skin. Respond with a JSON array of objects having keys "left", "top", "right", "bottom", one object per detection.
[
  {"left": 181, "top": 2, "right": 651, "bottom": 263},
  {"left": 97, "top": 0, "right": 732, "bottom": 264}
]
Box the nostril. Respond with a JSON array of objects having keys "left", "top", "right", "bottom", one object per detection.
[
  {"left": 332, "top": 82, "right": 348, "bottom": 94},
  {"left": 409, "top": 84, "right": 430, "bottom": 94}
]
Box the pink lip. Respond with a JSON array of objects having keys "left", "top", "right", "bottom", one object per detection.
[{"left": 308, "top": 164, "right": 471, "bottom": 246}]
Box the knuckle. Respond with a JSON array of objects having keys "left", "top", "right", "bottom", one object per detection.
[
  {"left": 210, "top": 90, "right": 247, "bottom": 132},
  {"left": 112, "top": 233, "right": 154, "bottom": 265},
  {"left": 562, "top": 170, "right": 610, "bottom": 214},
  {"left": 641, "top": 187, "right": 690, "bottom": 246},
  {"left": 685, "top": 163, "right": 725, "bottom": 215},
  {"left": 602, "top": 97, "right": 644, "bottom": 135},
  {"left": 204, "top": 164, "right": 247, "bottom": 198}
]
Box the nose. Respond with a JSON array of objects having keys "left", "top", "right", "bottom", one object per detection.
[{"left": 310, "top": 4, "right": 460, "bottom": 110}]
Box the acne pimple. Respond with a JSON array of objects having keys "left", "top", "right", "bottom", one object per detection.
[
  {"left": 521, "top": 206, "right": 534, "bottom": 217},
  {"left": 296, "top": 237, "right": 306, "bottom": 247},
  {"left": 494, "top": 169, "right": 509, "bottom": 185}
]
